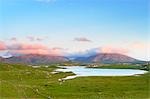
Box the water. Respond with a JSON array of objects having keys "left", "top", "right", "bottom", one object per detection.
[{"left": 55, "top": 66, "right": 148, "bottom": 80}]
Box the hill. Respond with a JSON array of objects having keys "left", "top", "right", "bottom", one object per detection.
[
  {"left": 0, "top": 53, "right": 146, "bottom": 64},
  {"left": 73, "top": 53, "right": 144, "bottom": 64},
  {"left": 1, "top": 54, "right": 69, "bottom": 64}
]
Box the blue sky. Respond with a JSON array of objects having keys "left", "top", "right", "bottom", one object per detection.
[{"left": 0, "top": 0, "right": 149, "bottom": 60}]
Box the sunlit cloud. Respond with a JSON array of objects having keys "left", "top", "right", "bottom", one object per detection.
[
  {"left": 0, "top": 42, "right": 65, "bottom": 56},
  {"left": 126, "top": 41, "right": 149, "bottom": 61},
  {"left": 100, "top": 46, "right": 129, "bottom": 54},
  {"left": 9, "top": 49, "right": 63, "bottom": 56},
  {"left": 0, "top": 39, "right": 149, "bottom": 60},
  {"left": 0, "top": 41, "right": 6, "bottom": 50},
  {"left": 7, "top": 43, "right": 47, "bottom": 50},
  {"left": 129, "top": 41, "right": 148, "bottom": 50}
]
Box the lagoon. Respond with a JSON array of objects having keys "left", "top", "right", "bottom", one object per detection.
[{"left": 55, "top": 66, "right": 148, "bottom": 80}]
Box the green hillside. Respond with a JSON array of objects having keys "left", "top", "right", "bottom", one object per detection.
[{"left": 0, "top": 63, "right": 149, "bottom": 99}]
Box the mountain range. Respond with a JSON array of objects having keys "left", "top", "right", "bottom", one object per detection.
[
  {"left": 0, "top": 54, "right": 69, "bottom": 64},
  {"left": 73, "top": 53, "right": 142, "bottom": 64},
  {"left": 0, "top": 53, "right": 146, "bottom": 64}
]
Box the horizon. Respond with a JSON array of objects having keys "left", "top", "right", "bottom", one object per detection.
[
  {"left": 0, "top": 0, "right": 149, "bottom": 61},
  {"left": 0, "top": 53, "right": 148, "bottom": 62}
]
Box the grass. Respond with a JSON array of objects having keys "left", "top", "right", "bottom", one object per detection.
[{"left": 0, "top": 63, "right": 149, "bottom": 99}]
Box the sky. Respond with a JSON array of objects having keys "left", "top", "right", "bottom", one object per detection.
[{"left": 0, "top": 0, "right": 149, "bottom": 60}]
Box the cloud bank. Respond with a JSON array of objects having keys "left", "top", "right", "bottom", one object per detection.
[
  {"left": 0, "top": 39, "right": 149, "bottom": 60},
  {"left": 0, "top": 42, "right": 65, "bottom": 56},
  {"left": 0, "top": 41, "right": 6, "bottom": 50}
]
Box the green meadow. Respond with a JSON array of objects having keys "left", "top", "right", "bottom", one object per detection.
[{"left": 0, "top": 63, "right": 149, "bottom": 99}]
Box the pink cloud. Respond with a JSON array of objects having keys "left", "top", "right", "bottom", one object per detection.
[
  {"left": 52, "top": 47, "right": 65, "bottom": 50},
  {"left": 6, "top": 43, "right": 64, "bottom": 56},
  {"left": 0, "top": 41, "right": 6, "bottom": 50},
  {"left": 17, "top": 43, "right": 47, "bottom": 50},
  {"left": 129, "top": 42, "right": 148, "bottom": 49},
  {"left": 10, "top": 49, "right": 63, "bottom": 56},
  {"left": 100, "top": 46, "right": 129, "bottom": 54},
  {"left": 74, "top": 37, "right": 92, "bottom": 42}
]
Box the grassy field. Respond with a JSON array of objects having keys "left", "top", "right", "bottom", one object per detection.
[{"left": 0, "top": 63, "right": 149, "bottom": 99}]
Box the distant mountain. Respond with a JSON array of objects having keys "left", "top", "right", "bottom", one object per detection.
[
  {"left": 73, "top": 53, "right": 144, "bottom": 64},
  {"left": 2, "top": 54, "right": 69, "bottom": 64},
  {"left": 0, "top": 53, "right": 146, "bottom": 64}
]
